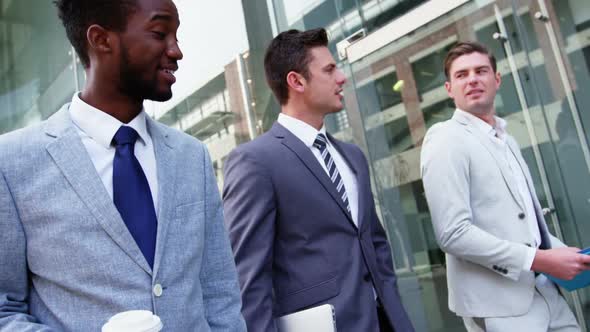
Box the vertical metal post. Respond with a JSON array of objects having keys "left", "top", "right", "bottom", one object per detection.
[{"left": 236, "top": 54, "right": 258, "bottom": 140}]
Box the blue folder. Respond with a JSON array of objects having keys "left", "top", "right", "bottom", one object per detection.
[{"left": 543, "top": 247, "right": 590, "bottom": 291}]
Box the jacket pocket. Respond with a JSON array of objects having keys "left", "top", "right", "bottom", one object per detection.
[
  {"left": 172, "top": 201, "right": 206, "bottom": 251},
  {"left": 275, "top": 274, "right": 340, "bottom": 315},
  {"left": 175, "top": 201, "right": 205, "bottom": 220}
]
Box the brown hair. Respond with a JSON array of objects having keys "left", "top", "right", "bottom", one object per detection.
[
  {"left": 264, "top": 28, "right": 329, "bottom": 105},
  {"left": 443, "top": 41, "right": 497, "bottom": 79}
]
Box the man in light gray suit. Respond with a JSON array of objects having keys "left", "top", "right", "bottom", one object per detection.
[
  {"left": 421, "top": 41, "right": 588, "bottom": 331},
  {"left": 0, "top": 0, "right": 245, "bottom": 331}
]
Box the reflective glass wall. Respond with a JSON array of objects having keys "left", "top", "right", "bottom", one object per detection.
[{"left": 0, "top": 0, "right": 78, "bottom": 134}]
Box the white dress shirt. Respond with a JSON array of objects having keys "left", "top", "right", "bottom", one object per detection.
[
  {"left": 69, "top": 93, "right": 159, "bottom": 215},
  {"left": 277, "top": 113, "right": 360, "bottom": 227},
  {"left": 460, "top": 110, "right": 540, "bottom": 271}
]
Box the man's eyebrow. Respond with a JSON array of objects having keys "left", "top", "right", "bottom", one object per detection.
[
  {"left": 149, "top": 13, "right": 174, "bottom": 22},
  {"left": 475, "top": 65, "right": 490, "bottom": 70}
]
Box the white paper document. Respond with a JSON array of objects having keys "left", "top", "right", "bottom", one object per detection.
[{"left": 276, "top": 304, "right": 336, "bottom": 332}]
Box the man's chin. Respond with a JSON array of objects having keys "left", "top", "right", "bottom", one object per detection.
[
  {"left": 147, "top": 90, "right": 173, "bottom": 102},
  {"left": 329, "top": 102, "right": 345, "bottom": 113},
  {"left": 465, "top": 104, "right": 493, "bottom": 115}
]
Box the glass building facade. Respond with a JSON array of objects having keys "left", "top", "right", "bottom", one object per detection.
[{"left": 2, "top": 0, "right": 590, "bottom": 330}]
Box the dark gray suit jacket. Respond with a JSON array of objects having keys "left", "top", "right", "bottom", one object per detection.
[{"left": 222, "top": 123, "right": 414, "bottom": 332}]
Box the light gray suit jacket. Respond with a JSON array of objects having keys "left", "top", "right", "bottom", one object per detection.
[
  {"left": 420, "top": 110, "right": 564, "bottom": 318},
  {"left": 0, "top": 104, "right": 246, "bottom": 331}
]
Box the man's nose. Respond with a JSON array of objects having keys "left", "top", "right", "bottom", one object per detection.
[
  {"left": 336, "top": 69, "right": 347, "bottom": 85},
  {"left": 167, "top": 42, "right": 183, "bottom": 61},
  {"left": 467, "top": 72, "right": 478, "bottom": 84}
]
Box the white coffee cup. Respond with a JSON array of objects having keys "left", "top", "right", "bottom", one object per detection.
[{"left": 102, "top": 310, "right": 163, "bottom": 332}]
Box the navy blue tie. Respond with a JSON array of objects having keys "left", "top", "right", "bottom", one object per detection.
[{"left": 112, "top": 126, "right": 157, "bottom": 268}]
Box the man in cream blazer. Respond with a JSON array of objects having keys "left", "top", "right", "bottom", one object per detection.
[{"left": 421, "top": 41, "right": 588, "bottom": 331}]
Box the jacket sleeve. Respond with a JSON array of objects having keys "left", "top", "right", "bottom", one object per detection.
[
  {"left": 0, "top": 170, "right": 56, "bottom": 331},
  {"left": 199, "top": 147, "right": 247, "bottom": 332},
  {"left": 222, "top": 149, "right": 278, "bottom": 332},
  {"left": 420, "top": 127, "right": 530, "bottom": 281}
]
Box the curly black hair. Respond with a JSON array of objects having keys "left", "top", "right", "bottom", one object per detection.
[{"left": 54, "top": 0, "right": 138, "bottom": 68}]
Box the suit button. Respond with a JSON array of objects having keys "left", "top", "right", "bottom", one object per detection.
[
  {"left": 518, "top": 212, "right": 525, "bottom": 219},
  {"left": 493, "top": 265, "right": 498, "bottom": 270},
  {"left": 502, "top": 269, "right": 508, "bottom": 274},
  {"left": 153, "top": 283, "right": 163, "bottom": 297},
  {"left": 525, "top": 243, "right": 532, "bottom": 247},
  {"left": 363, "top": 273, "right": 371, "bottom": 282}
]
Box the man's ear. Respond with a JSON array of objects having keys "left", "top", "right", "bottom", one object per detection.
[
  {"left": 444, "top": 81, "right": 454, "bottom": 99},
  {"left": 86, "top": 24, "right": 114, "bottom": 55},
  {"left": 286, "top": 71, "right": 306, "bottom": 94}
]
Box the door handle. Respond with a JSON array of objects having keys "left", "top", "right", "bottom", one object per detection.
[
  {"left": 534, "top": 12, "right": 549, "bottom": 23},
  {"left": 542, "top": 207, "right": 556, "bottom": 216},
  {"left": 492, "top": 32, "right": 508, "bottom": 43}
]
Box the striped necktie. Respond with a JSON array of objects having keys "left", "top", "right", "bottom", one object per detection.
[{"left": 313, "top": 133, "right": 351, "bottom": 214}]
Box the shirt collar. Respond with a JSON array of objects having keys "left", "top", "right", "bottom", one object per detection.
[
  {"left": 277, "top": 113, "right": 327, "bottom": 148},
  {"left": 456, "top": 108, "right": 506, "bottom": 140},
  {"left": 69, "top": 92, "right": 150, "bottom": 149},
  {"left": 494, "top": 116, "right": 508, "bottom": 140}
]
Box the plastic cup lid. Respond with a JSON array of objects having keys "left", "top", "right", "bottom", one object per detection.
[{"left": 102, "top": 310, "right": 163, "bottom": 332}]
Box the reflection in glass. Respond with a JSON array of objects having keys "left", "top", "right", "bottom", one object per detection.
[{"left": 0, "top": 0, "right": 75, "bottom": 134}]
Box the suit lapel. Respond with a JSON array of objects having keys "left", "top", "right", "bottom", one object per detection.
[
  {"left": 44, "top": 106, "right": 152, "bottom": 275},
  {"left": 505, "top": 138, "right": 551, "bottom": 248},
  {"left": 147, "top": 119, "right": 178, "bottom": 276},
  {"left": 328, "top": 134, "right": 369, "bottom": 230},
  {"left": 506, "top": 138, "right": 537, "bottom": 200},
  {"left": 272, "top": 124, "right": 356, "bottom": 228},
  {"left": 453, "top": 112, "right": 525, "bottom": 211}
]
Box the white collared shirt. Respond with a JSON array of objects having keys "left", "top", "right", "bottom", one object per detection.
[
  {"left": 69, "top": 93, "right": 159, "bottom": 214},
  {"left": 458, "top": 109, "right": 540, "bottom": 271},
  {"left": 277, "top": 113, "right": 359, "bottom": 227}
]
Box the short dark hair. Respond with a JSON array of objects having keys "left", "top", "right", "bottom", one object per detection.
[
  {"left": 444, "top": 41, "right": 497, "bottom": 79},
  {"left": 264, "top": 28, "right": 329, "bottom": 105},
  {"left": 54, "top": 0, "right": 139, "bottom": 68}
]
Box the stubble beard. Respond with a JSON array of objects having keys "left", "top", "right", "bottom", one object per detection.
[{"left": 118, "top": 45, "right": 172, "bottom": 103}]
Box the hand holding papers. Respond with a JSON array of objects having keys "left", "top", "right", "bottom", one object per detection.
[{"left": 543, "top": 247, "right": 590, "bottom": 291}]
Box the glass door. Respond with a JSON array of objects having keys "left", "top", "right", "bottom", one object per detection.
[
  {"left": 493, "top": 0, "right": 590, "bottom": 328},
  {"left": 343, "top": 0, "right": 590, "bottom": 330}
]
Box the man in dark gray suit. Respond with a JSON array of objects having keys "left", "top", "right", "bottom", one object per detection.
[{"left": 222, "top": 28, "right": 414, "bottom": 332}]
